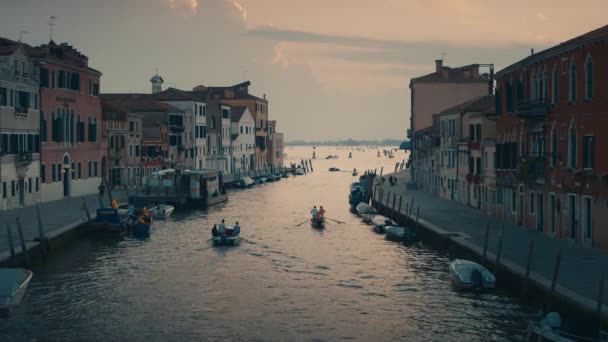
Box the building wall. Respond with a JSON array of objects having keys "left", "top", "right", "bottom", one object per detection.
[
  {"left": 271, "top": 132, "right": 284, "bottom": 168},
  {"left": 0, "top": 45, "right": 41, "bottom": 209},
  {"left": 39, "top": 54, "right": 105, "bottom": 202},
  {"left": 231, "top": 109, "right": 255, "bottom": 174},
  {"left": 412, "top": 82, "right": 488, "bottom": 132}
]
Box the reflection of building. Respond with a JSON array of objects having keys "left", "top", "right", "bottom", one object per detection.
[
  {"left": 34, "top": 41, "right": 105, "bottom": 202},
  {"left": 230, "top": 106, "right": 255, "bottom": 174},
  {"left": 0, "top": 38, "right": 41, "bottom": 209}
]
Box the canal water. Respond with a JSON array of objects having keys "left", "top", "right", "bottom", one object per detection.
[{"left": 1, "top": 146, "right": 540, "bottom": 341}]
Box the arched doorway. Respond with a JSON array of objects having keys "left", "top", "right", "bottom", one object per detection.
[{"left": 63, "top": 154, "right": 71, "bottom": 197}]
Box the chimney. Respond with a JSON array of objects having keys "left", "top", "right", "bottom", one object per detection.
[
  {"left": 263, "top": 94, "right": 266, "bottom": 100},
  {"left": 531, "top": 48, "right": 534, "bottom": 55},
  {"left": 435, "top": 59, "right": 443, "bottom": 72}
]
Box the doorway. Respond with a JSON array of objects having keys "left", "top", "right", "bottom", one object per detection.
[
  {"left": 18, "top": 178, "right": 24, "bottom": 206},
  {"left": 63, "top": 155, "right": 70, "bottom": 197},
  {"left": 568, "top": 194, "right": 577, "bottom": 240}
]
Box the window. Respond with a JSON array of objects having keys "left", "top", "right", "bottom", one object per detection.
[
  {"left": 568, "top": 124, "right": 577, "bottom": 169},
  {"left": 28, "top": 178, "right": 32, "bottom": 193},
  {"left": 71, "top": 162, "right": 76, "bottom": 180},
  {"left": 135, "top": 145, "right": 140, "bottom": 157},
  {"left": 51, "top": 163, "right": 56, "bottom": 182},
  {"left": 583, "top": 196, "right": 592, "bottom": 240},
  {"left": 35, "top": 177, "right": 39, "bottom": 192},
  {"left": 88, "top": 161, "right": 92, "bottom": 178},
  {"left": 469, "top": 124, "right": 474, "bottom": 141},
  {"left": 41, "top": 164, "right": 46, "bottom": 183},
  {"left": 94, "top": 161, "right": 98, "bottom": 177},
  {"left": 129, "top": 121, "right": 134, "bottom": 132},
  {"left": 11, "top": 181, "right": 15, "bottom": 197},
  {"left": 585, "top": 56, "right": 594, "bottom": 100},
  {"left": 550, "top": 125, "right": 558, "bottom": 167},
  {"left": 476, "top": 124, "right": 481, "bottom": 142},
  {"left": 530, "top": 193, "right": 535, "bottom": 214},
  {"left": 57, "top": 163, "right": 62, "bottom": 181},
  {"left": 569, "top": 60, "right": 577, "bottom": 102},
  {"left": 51, "top": 70, "right": 56, "bottom": 88},
  {"left": 583, "top": 135, "right": 595, "bottom": 169},
  {"left": 78, "top": 162, "right": 82, "bottom": 179},
  {"left": 129, "top": 144, "right": 133, "bottom": 157},
  {"left": 511, "top": 190, "right": 516, "bottom": 211},
  {"left": 552, "top": 65, "right": 559, "bottom": 105},
  {"left": 1, "top": 182, "right": 5, "bottom": 198}
]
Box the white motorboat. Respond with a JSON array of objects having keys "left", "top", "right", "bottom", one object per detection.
[
  {"left": 526, "top": 312, "right": 575, "bottom": 341},
  {"left": 355, "top": 202, "right": 376, "bottom": 216},
  {"left": 150, "top": 204, "right": 175, "bottom": 219},
  {"left": 371, "top": 215, "right": 395, "bottom": 233},
  {"left": 236, "top": 177, "right": 255, "bottom": 188},
  {"left": 449, "top": 259, "right": 496, "bottom": 290},
  {"left": 0, "top": 268, "right": 33, "bottom": 313},
  {"left": 385, "top": 225, "right": 416, "bottom": 242}
]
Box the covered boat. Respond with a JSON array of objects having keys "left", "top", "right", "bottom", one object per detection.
[
  {"left": 295, "top": 167, "right": 305, "bottom": 175},
  {"left": 212, "top": 225, "right": 240, "bottom": 246},
  {"left": 150, "top": 204, "right": 174, "bottom": 219},
  {"left": 0, "top": 268, "right": 33, "bottom": 314},
  {"left": 310, "top": 217, "right": 325, "bottom": 229},
  {"left": 449, "top": 259, "right": 496, "bottom": 290},
  {"left": 371, "top": 215, "right": 396, "bottom": 233},
  {"left": 356, "top": 202, "right": 376, "bottom": 220},
  {"left": 329, "top": 167, "right": 340, "bottom": 172},
  {"left": 385, "top": 225, "right": 416, "bottom": 242},
  {"left": 349, "top": 190, "right": 364, "bottom": 212}
]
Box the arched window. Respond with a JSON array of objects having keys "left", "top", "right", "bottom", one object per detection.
[
  {"left": 569, "top": 60, "right": 577, "bottom": 102},
  {"left": 550, "top": 123, "right": 558, "bottom": 167},
  {"left": 585, "top": 55, "right": 594, "bottom": 99},
  {"left": 542, "top": 67, "right": 548, "bottom": 101},
  {"left": 568, "top": 121, "right": 577, "bottom": 169},
  {"left": 552, "top": 64, "right": 559, "bottom": 104}
]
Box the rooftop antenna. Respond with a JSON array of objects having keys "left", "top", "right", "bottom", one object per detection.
[
  {"left": 49, "top": 16, "right": 56, "bottom": 41},
  {"left": 19, "top": 30, "right": 29, "bottom": 43}
]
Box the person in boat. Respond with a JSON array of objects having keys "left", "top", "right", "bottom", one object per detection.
[
  {"left": 218, "top": 219, "right": 226, "bottom": 237},
  {"left": 211, "top": 224, "right": 219, "bottom": 237},
  {"left": 233, "top": 221, "right": 240, "bottom": 236},
  {"left": 111, "top": 199, "right": 118, "bottom": 209},
  {"left": 139, "top": 207, "right": 152, "bottom": 225},
  {"left": 318, "top": 206, "right": 326, "bottom": 220},
  {"left": 311, "top": 206, "right": 318, "bottom": 219}
]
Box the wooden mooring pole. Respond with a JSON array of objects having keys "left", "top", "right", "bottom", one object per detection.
[
  {"left": 597, "top": 272, "right": 605, "bottom": 336},
  {"left": 494, "top": 224, "right": 505, "bottom": 276},
  {"left": 522, "top": 239, "right": 535, "bottom": 298},
  {"left": 36, "top": 204, "right": 48, "bottom": 256},
  {"left": 16, "top": 217, "right": 30, "bottom": 266},
  {"left": 397, "top": 196, "right": 403, "bottom": 224},
  {"left": 548, "top": 249, "right": 562, "bottom": 312},
  {"left": 6, "top": 224, "right": 17, "bottom": 267},
  {"left": 415, "top": 206, "right": 420, "bottom": 229},
  {"left": 391, "top": 193, "right": 397, "bottom": 221}
]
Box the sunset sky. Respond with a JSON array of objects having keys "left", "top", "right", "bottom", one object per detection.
[{"left": 1, "top": 0, "right": 607, "bottom": 140}]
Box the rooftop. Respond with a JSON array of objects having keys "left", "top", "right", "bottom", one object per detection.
[
  {"left": 410, "top": 60, "right": 488, "bottom": 84},
  {"left": 435, "top": 95, "right": 495, "bottom": 116}
]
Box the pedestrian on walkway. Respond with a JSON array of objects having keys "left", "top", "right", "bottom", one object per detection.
[{"left": 98, "top": 182, "right": 105, "bottom": 197}]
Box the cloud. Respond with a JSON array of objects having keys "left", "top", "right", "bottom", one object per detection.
[
  {"left": 228, "top": 0, "right": 247, "bottom": 22},
  {"left": 536, "top": 12, "right": 550, "bottom": 21}
]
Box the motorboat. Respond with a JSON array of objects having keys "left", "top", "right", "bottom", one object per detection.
[
  {"left": 89, "top": 208, "right": 128, "bottom": 234},
  {"left": 349, "top": 189, "right": 364, "bottom": 212},
  {"left": 150, "top": 204, "right": 175, "bottom": 219},
  {"left": 235, "top": 177, "right": 255, "bottom": 188},
  {"left": 329, "top": 167, "right": 340, "bottom": 172},
  {"left": 371, "top": 215, "right": 396, "bottom": 233},
  {"left": 0, "top": 268, "right": 33, "bottom": 314},
  {"left": 350, "top": 182, "right": 362, "bottom": 192},
  {"left": 311, "top": 217, "right": 325, "bottom": 229},
  {"left": 449, "top": 259, "right": 496, "bottom": 290},
  {"left": 128, "top": 213, "right": 153, "bottom": 236},
  {"left": 348, "top": 152, "right": 352, "bottom": 158},
  {"left": 385, "top": 226, "right": 416, "bottom": 242},
  {"left": 325, "top": 155, "right": 338, "bottom": 159},
  {"left": 295, "top": 167, "right": 305, "bottom": 175},
  {"left": 352, "top": 168, "right": 358, "bottom": 176},
  {"left": 212, "top": 225, "right": 240, "bottom": 246}
]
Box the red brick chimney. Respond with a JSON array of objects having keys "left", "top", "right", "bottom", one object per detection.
[{"left": 435, "top": 59, "right": 443, "bottom": 72}]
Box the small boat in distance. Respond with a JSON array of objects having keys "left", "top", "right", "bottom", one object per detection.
[
  {"left": 0, "top": 268, "right": 33, "bottom": 314},
  {"left": 325, "top": 155, "right": 338, "bottom": 159},
  {"left": 371, "top": 215, "right": 396, "bottom": 233},
  {"left": 89, "top": 208, "right": 128, "bottom": 234},
  {"left": 329, "top": 167, "right": 340, "bottom": 172},
  {"left": 311, "top": 217, "right": 325, "bottom": 229},
  {"left": 449, "top": 259, "right": 496, "bottom": 290},
  {"left": 352, "top": 168, "right": 358, "bottom": 176},
  {"left": 385, "top": 226, "right": 416, "bottom": 242},
  {"left": 295, "top": 167, "right": 305, "bottom": 175},
  {"left": 150, "top": 204, "right": 175, "bottom": 219},
  {"left": 212, "top": 226, "right": 240, "bottom": 246},
  {"left": 235, "top": 176, "right": 255, "bottom": 188}
]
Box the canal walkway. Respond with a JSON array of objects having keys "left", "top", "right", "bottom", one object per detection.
[
  {"left": 0, "top": 191, "right": 127, "bottom": 264},
  {"left": 380, "top": 170, "right": 608, "bottom": 316}
]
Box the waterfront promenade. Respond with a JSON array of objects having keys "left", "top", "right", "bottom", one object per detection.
[
  {"left": 380, "top": 170, "right": 608, "bottom": 316},
  {"left": 0, "top": 191, "right": 127, "bottom": 264}
]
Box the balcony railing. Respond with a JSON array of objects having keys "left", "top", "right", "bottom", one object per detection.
[
  {"left": 515, "top": 99, "right": 548, "bottom": 118},
  {"left": 17, "top": 152, "right": 33, "bottom": 165}
]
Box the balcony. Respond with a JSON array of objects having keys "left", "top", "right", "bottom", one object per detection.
[
  {"left": 515, "top": 99, "right": 548, "bottom": 119},
  {"left": 17, "top": 152, "right": 33, "bottom": 165},
  {"left": 517, "top": 156, "right": 546, "bottom": 184},
  {"left": 108, "top": 149, "right": 123, "bottom": 160}
]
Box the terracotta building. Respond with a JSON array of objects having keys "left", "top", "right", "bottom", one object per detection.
[
  {"left": 32, "top": 41, "right": 105, "bottom": 202},
  {"left": 495, "top": 25, "right": 608, "bottom": 248}
]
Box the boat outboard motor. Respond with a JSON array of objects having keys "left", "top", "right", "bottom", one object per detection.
[{"left": 471, "top": 269, "right": 483, "bottom": 290}]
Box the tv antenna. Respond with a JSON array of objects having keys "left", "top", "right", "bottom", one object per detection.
[
  {"left": 49, "top": 16, "right": 56, "bottom": 41},
  {"left": 19, "top": 30, "right": 29, "bottom": 42}
]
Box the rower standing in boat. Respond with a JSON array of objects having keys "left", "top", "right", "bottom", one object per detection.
[
  {"left": 318, "top": 206, "right": 326, "bottom": 220},
  {"left": 233, "top": 221, "right": 240, "bottom": 236},
  {"left": 218, "top": 219, "right": 226, "bottom": 237},
  {"left": 311, "top": 206, "right": 318, "bottom": 219}
]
